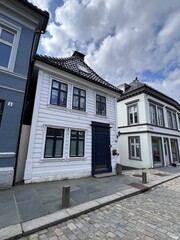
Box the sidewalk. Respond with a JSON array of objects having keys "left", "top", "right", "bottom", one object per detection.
[{"left": 1, "top": 166, "right": 180, "bottom": 240}]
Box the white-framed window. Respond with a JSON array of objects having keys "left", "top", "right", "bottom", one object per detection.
[
  {"left": 44, "top": 127, "right": 64, "bottom": 158},
  {"left": 72, "top": 87, "right": 86, "bottom": 111},
  {"left": 149, "top": 103, "right": 164, "bottom": 127},
  {"left": 167, "top": 110, "right": 177, "bottom": 130},
  {"left": 157, "top": 106, "right": 164, "bottom": 126},
  {"left": 50, "top": 80, "right": 68, "bottom": 107},
  {"left": 0, "top": 20, "right": 21, "bottom": 71},
  {"left": 96, "top": 94, "right": 106, "bottom": 116},
  {"left": 128, "top": 104, "right": 138, "bottom": 125},
  {"left": 129, "top": 136, "right": 141, "bottom": 160},
  {"left": 70, "top": 130, "right": 85, "bottom": 157}
]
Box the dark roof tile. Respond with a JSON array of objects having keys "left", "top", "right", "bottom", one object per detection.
[{"left": 35, "top": 52, "right": 122, "bottom": 94}]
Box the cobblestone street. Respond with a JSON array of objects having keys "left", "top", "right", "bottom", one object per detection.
[{"left": 21, "top": 177, "right": 180, "bottom": 240}]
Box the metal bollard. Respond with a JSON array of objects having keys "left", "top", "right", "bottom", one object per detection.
[
  {"left": 142, "top": 172, "right": 147, "bottom": 183},
  {"left": 62, "top": 185, "right": 70, "bottom": 208}
]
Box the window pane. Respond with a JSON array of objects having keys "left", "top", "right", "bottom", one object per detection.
[
  {"left": 51, "top": 89, "right": 58, "bottom": 104},
  {"left": 131, "top": 145, "right": 135, "bottom": 157},
  {"left": 101, "top": 97, "right": 106, "bottom": 103},
  {"left": 134, "top": 112, "right": 138, "bottom": 123},
  {"left": 78, "top": 140, "right": 84, "bottom": 157},
  {"left": 0, "top": 42, "right": 11, "bottom": 68},
  {"left": 130, "top": 113, "right": 133, "bottom": 124},
  {"left": 73, "top": 88, "right": 79, "bottom": 95},
  {"left": 55, "top": 139, "right": 63, "bottom": 157},
  {"left": 80, "top": 90, "right": 85, "bottom": 97},
  {"left": 73, "top": 96, "right": 79, "bottom": 108},
  {"left": 80, "top": 97, "right": 85, "bottom": 110},
  {"left": 135, "top": 138, "right": 139, "bottom": 144},
  {"left": 45, "top": 138, "right": 53, "bottom": 157},
  {"left": 79, "top": 131, "right": 85, "bottom": 138},
  {"left": 70, "top": 140, "right": 76, "bottom": 156},
  {"left": 96, "top": 95, "right": 100, "bottom": 101},
  {"left": 61, "top": 84, "right": 67, "bottom": 91},
  {"left": 47, "top": 128, "right": 54, "bottom": 136},
  {"left": 52, "top": 81, "right": 59, "bottom": 89},
  {"left": 136, "top": 145, "right": 140, "bottom": 157},
  {"left": 1, "top": 29, "right": 14, "bottom": 44},
  {"left": 56, "top": 129, "right": 64, "bottom": 136},
  {"left": 59, "top": 92, "right": 66, "bottom": 106}
]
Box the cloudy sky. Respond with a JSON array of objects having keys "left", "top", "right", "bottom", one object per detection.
[{"left": 29, "top": 0, "right": 180, "bottom": 102}]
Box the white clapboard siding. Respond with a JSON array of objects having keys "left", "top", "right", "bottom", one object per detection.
[{"left": 24, "top": 68, "right": 119, "bottom": 183}]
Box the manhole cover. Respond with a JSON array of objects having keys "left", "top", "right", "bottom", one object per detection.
[
  {"left": 128, "top": 182, "right": 148, "bottom": 190},
  {"left": 132, "top": 174, "right": 142, "bottom": 178},
  {"left": 154, "top": 173, "right": 169, "bottom": 176}
]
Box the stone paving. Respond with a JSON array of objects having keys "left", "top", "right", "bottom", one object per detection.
[{"left": 20, "top": 176, "right": 180, "bottom": 240}]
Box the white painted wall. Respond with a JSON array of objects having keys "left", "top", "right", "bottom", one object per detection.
[
  {"left": 24, "top": 63, "right": 119, "bottom": 183},
  {"left": 117, "top": 91, "right": 180, "bottom": 169}
]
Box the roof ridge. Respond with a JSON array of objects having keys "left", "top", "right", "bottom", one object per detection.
[{"left": 34, "top": 54, "right": 122, "bottom": 94}]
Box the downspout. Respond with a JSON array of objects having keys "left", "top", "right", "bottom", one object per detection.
[{"left": 13, "top": 30, "right": 46, "bottom": 185}]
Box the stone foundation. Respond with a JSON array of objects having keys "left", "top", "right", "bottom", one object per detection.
[{"left": 0, "top": 167, "right": 14, "bottom": 189}]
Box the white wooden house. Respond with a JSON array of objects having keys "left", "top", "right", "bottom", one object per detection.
[
  {"left": 24, "top": 51, "right": 121, "bottom": 183},
  {"left": 117, "top": 78, "right": 180, "bottom": 169}
]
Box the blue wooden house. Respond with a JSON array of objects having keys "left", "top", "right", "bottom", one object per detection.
[{"left": 0, "top": 0, "right": 49, "bottom": 188}]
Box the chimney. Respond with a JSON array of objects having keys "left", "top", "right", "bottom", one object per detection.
[{"left": 72, "top": 51, "right": 85, "bottom": 61}]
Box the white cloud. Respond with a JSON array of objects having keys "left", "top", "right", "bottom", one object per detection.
[
  {"left": 28, "top": 0, "right": 52, "bottom": 11},
  {"left": 38, "top": 0, "right": 180, "bottom": 102}
]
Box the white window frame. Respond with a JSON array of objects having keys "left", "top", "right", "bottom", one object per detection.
[
  {"left": 0, "top": 19, "right": 21, "bottom": 72},
  {"left": 128, "top": 104, "right": 138, "bottom": 125},
  {"left": 128, "top": 136, "right": 141, "bottom": 160}
]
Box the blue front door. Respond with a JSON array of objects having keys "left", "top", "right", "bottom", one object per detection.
[{"left": 92, "top": 122, "right": 112, "bottom": 175}]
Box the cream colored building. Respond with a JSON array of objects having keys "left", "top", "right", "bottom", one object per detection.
[{"left": 117, "top": 78, "right": 180, "bottom": 169}]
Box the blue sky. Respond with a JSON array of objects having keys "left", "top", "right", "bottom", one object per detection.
[{"left": 29, "top": 0, "right": 180, "bottom": 103}]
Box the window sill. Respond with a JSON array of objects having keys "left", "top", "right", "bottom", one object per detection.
[
  {"left": 47, "top": 104, "right": 68, "bottom": 111},
  {"left": 70, "top": 109, "right": 87, "bottom": 115},
  {"left": 94, "top": 114, "right": 107, "bottom": 119},
  {"left": 128, "top": 158, "right": 142, "bottom": 161},
  {"left": 40, "top": 157, "right": 86, "bottom": 162}
]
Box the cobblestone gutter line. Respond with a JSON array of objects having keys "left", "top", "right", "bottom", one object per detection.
[{"left": 1, "top": 173, "right": 180, "bottom": 240}]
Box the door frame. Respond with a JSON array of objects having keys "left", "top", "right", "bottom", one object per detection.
[
  {"left": 91, "top": 121, "right": 112, "bottom": 175},
  {"left": 151, "top": 136, "right": 164, "bottom": 167}
]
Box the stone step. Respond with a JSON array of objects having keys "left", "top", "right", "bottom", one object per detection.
[{"left": 93, "top": 172, "right": 116, "bottom": 178}]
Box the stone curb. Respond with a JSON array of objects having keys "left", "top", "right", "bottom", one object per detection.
[{"left": 1, "top": 173, "right": 180, "bottom": 240}]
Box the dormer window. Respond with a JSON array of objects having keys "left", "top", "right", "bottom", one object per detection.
[{"left": 77, "top": 64, "right": 89, "bottom": 74}]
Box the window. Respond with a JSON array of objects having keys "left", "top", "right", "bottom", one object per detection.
[
  {"left": 70, "top": 130, "right": 85, "bottom": 157},
  {"left": 167, "top": 110, "right": 177, "bottom": 130},
  {"left": 96, "top": 94, "right": 106, "bottom": 116},
  {"left": 129, "top": 137, "right": 141, "bottom": 160},
  {"left": 128, "top": 104, "right": 138, "bottom": 125},
  {"left": 44, "top": 128, "right": 64, "bottom": 158},
  {"left": 167, "top": 110, "right": 173, "bottom": 128},
  {"left": 0, "top": 22, "right": 20, "bottom": 71},
  {"left": 149, "top": 103, "right": 164, "bottom": 127},
  {"left": 150, "top": 104, "right": 157, "bottom": 125},
  {"left": 72, "top": 87, "right": 86, "bottom": 111},
  {"left": 0, "top": 100, "right": 5, "bottom": 125},
  {"left": 157, "top": 107, "right": 164, "bottom": 126},
  {"left": 178, "top": 115, "right": 180, "bottom": 130},
  {"left": 50, "top": 80, "right": 67, "bottom": 107},
  {"left": 172, "top": 113, "right": 178, "bottom": 130}
]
